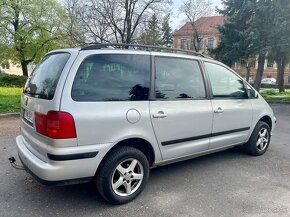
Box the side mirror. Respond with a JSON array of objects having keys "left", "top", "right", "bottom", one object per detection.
[{"left": 247, "top": 85, "right": 258, "bottom": 98}]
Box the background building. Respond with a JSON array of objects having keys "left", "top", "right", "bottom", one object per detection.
[
  {"left": 173, "top": 16, "right": 290, "bottom": 85},
  {"left": 234, "top": 60, "right": 290, "bottom": 85},
  {"left": 173, "top": 16, "right": 225, "bottom": 54},
  {"left": 0, "top": 61, "right": 34, "bottom": 76},
  {"left": 0, "top": 61, "right": 22, "bottom": 75}
]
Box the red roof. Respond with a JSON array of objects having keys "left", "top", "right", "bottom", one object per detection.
[{"left": 174, "top": 16, "right": 225, "bottom": 36}]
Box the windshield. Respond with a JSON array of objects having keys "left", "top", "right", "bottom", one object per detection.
[{"left": 24, "top": 53, "right": 70, "bottom": 100}]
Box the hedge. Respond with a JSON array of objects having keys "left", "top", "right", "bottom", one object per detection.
[{"left": 0, "top": 74, "right": 27, "bottom": 87}]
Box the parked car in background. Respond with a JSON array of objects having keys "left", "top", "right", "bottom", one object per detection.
[
  {"left": 261, "top": 78, "right": 276, "bottom": 85},
  {"left": 16, "top": 44, "right": 276, "bottom": 204}
]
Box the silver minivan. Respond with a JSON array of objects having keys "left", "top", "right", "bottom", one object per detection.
[{"left": 16, "top": 44, "right": 276, "bottom": 204}]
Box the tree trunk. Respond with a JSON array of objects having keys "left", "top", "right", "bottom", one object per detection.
[
  {"left": 21, "top": 61, "right": 29, "bottom": 77},
  {"left": 253, "top": 52, "right": 266, "bottom": 92},
  {"left": 246, "top": 65, "right": 251, "bottom": 82},
  {"left": 277, "top": 57, "right": 285, "bottom": 93}
]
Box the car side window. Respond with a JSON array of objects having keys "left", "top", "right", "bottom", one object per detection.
[
  {"left": 204, "top": 62, "right": 248, "bottom": 99},
  {"left": 155, "top": 57, "right": 206, "bottom": 100},
  {"left": 71, "top": 54, "right": 150, "bottom": 101}
]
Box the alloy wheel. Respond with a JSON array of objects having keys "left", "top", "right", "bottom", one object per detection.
[
  {"left": 256, "top": 128, "right": 269, "bottom": 152},
  {"left": 111, "top": 158, "right": 144, "bottom": 197}
]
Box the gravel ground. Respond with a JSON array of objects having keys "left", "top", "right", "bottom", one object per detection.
[{"left": 0, "top": 104, "right": 289, "bottom": 217}]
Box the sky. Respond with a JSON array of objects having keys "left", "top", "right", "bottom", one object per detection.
[{"left": 170, "top": 0, "right": 223, "bottom": 30}]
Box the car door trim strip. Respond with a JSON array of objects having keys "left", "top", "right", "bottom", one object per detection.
[{"left": 161, "top": 127, "right": 250, "bottom": 146}]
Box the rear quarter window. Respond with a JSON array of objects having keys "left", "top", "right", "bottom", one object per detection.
[
  {"left": 71, "top": 54, "right": 150, "bottom": 101},
  {"left": 24, "top": 53, "right": 70, "bottom": 100}
]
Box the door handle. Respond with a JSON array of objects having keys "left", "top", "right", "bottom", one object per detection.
[
  {"left": 214, "top": 107, "right": 224, "bottom": 113},
  {"left": 153, "top": 111, "right": 167, "bottom": 118}
]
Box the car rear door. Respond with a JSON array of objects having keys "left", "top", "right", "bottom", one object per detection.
[
  {"left": 203, "top": 61, "right": 253, "bottom": 149},
  {"left": 150, "top": 55, "right": 213, "bottom": 160},
  {"left": 20, "top": 51, "right": 78, "bottom": 162}
]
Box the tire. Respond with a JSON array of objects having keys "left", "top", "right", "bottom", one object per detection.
[
  {"left": 243, "top": 121, "right": 271, "bottom": 156},
  {"left": 95, "top": 146, "right": 149, "bottom": 204}
]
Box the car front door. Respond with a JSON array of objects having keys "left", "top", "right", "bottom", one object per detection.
[
  {"left": 150, "top": 56, "right": 213, "bottom": 160},
  {"left": 203, "top": 62, "right": 253, "bottom": 149}
]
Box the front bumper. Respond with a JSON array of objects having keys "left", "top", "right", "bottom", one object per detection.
[
  {"left": 271, "top": 116, "right": 277, "bottom": 135},
  {"left": 16, "top": 135, "right": 112, "bottom": 185}
]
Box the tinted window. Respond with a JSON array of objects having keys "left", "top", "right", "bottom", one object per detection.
[
  {"left": 204, "top": 62, "right": 247, "bottom": 98},
  {"left": 72, "top": 54, "right": 150, "bottom": 101},
  {"left": 155, "top": 57, "right": 206, "bottom": 100},
  {"left": 24, "top": 53, "right": 70, "bottom": 100}
]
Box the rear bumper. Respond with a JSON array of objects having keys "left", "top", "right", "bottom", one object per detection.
[
  {"left": 18, "top": 155, "right": 92, "bottom": 186},
  {"left": 16, "top": 135, "right": 112, "bottom": 185}
]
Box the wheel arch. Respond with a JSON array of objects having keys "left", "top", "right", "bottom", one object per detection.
[
  {"left": 258, "top": 115, "right": 272, "bottom": 130},
  {"left": 100, "top": 138, "right": 156, "bottom": 167}
]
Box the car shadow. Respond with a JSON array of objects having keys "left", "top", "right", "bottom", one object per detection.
[{"left": 17, "top": 147, "right": 251, "bottom": 214}]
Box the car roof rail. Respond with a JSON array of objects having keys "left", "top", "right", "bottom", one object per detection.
[{"left": 80, "top": 43, "right": 211, "bottom": 58}]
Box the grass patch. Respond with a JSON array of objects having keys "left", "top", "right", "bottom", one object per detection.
[
  {"left": 0, "top": 87, "right": 22, "bottom": 114},
  {"left": 260, "top": 89, "right": 290, "bottom": 102}
]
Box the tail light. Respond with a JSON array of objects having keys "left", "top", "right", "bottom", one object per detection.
[
  {"left": 35, "top": 113, "right": 47, "bottom": 136},
  {"left": 35, "top": 111, "right": 76, "bottom": 139}
]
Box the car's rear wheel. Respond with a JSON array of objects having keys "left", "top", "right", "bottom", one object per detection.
[
  {"left": 243, "top": 121, "right": 271, "bottom": 156},
  {"left": 96, "top": 146, "right": 149, "bottom": 204}
]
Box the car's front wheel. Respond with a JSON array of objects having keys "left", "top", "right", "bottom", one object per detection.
[
  {"left": 95, "top": 146, "right": 149, "bottom": 204},
  {"left": 243, "top": 121, "right": 271, "bottom": 156}
]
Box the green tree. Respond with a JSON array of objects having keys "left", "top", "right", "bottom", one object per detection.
[
  {"left": 249, "top": 0, "right": 274, "bottom": 91},
  {"left": 214, "top": 0, "right": 275, "bottom": 91},
  {"left": 144, "top": 14, "right": 161, "bottom": 45},
  {"left": 268, "top": 0, "right": 290, "bottom": 92},
  {"left": 211, "top": 0, "right": 257, "bottom": 82},
  {"left": 161, "top": 14, "right": 173, "bottom": 47},
  {"left": 0, "top": 0, "right": 67, "bottom": 76}
]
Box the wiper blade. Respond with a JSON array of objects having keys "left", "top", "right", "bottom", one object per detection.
[{"left": 23, "top": 90, "right": 41, "bottom": 96}]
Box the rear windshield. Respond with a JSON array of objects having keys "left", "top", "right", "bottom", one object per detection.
[
  {"left": 24, "top": 53, "right": 70, "bottom": 100},
  {"left": 71, "top": 54, "right": 150, "bottom": 101}
]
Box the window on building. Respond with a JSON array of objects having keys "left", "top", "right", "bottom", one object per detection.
[
  {"left": 199, "top": 40, "right": 204, "bottom": 50},
  {"left": 241, "top": 60, "right": 255, "bottom": 68},
  {"left": 186, "top": 40, "right": 190, "bottom": 50},
  {"left": 207, "top": 38, "right": 214, "bottom": 49},
  {"left": 190, "top": 39, "right": 194, "bottom": 50},
  {"left": 288, "top": 76, "right": 290, "bottom": 83},
  {"left": 190, "top": 39, "right": 203, "bottom": 51},
  {"left": 267, "top": 60, "right": 274, "bottom": 68},
  {"left": 180, "top": 39, "right": 186, "bottom": 49},
  {"left": 1, "top": 62, "right": 10, "bottom": 69}
]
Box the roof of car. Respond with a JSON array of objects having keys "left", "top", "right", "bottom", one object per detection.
[
  {"left": 81, "top": 43, "right": 212, "bottom": 58},
  {"left": 47, "top": 44, "right": 213, "bottom": 60}
]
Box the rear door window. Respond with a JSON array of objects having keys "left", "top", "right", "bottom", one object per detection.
[
  {"left": 155, "top": 57, "right": 206, "bottom": 100},
  {"left": 24, "top": 53, "right": 70, "bottom": 100},
  {"left": 71, "top": 54, "right": 150, "bottom": 101}
]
